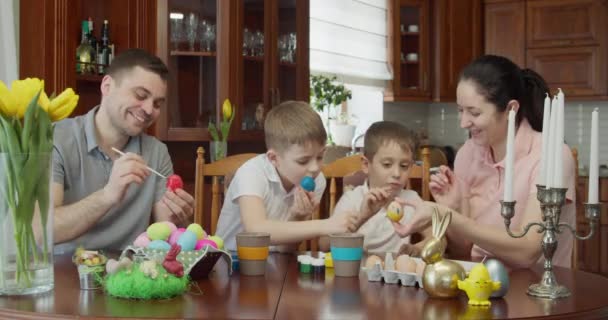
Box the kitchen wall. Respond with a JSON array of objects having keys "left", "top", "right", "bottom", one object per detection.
[{"left": 386, "top": 100, "right": 608, "bottom": 173}]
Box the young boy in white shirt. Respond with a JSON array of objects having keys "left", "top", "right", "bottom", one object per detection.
[
  {"left": 216, "top": 101, "right": 358, "bottom": 251},
  {"left": 320, "top": 121, "right": 430, "bottom": 255}
]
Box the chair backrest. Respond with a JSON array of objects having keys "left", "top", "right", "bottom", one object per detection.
[
  {"left": 320, "top": 147, "right": 433, "bottom": 217},
  {"left": 194, "top": 147, "right": 257, "bottom": 235},
  {"left": 571, "top": 147, "right": 579, "bottom": 269}
]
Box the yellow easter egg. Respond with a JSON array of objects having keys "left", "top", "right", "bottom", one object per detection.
[
  {"left": 187, "top": 223, "right": 206, "bottom": 240},
  {"left": 386, "top": 201, "right": 404, "bottom": 222},
  {"left": 146, "top": 222, "right": 172, "bottom": 241}
]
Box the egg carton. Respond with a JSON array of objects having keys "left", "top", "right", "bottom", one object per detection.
[
  {"left": 361, "top": 263, "right": 422, "bottom": 287},
  {"left": 362, "top": 257, "right": 478, "bottom": 288}
]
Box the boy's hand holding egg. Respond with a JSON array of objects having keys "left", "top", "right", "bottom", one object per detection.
[
  {"left": 361, "top": 187, "right": 392, "bottom": 220},
  {"left": 289, "top": 177, "right": 318, "bottom": 220}
]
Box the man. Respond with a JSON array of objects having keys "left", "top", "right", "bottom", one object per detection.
[{"left": 53, "top": 49, "right": 194, "bottom": 252}]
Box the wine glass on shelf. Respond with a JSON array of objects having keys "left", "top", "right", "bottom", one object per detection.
[
  {"left": 254, "top": 30, "right": 264, "bottom": 57},
  {"left": 203, "top": 24, "right": 216, "bottom": 52},
  {"left": 199, "top": 19, "right": 209, "bottom": 52},
  {"left": 288, "top": 32, "right": 296, "bottom": 62},
  {"left": 169, "top": 12, "right": 184, "bottom": 51},
  {"left": 185, "top": 12, "right": 199, "bottom": 51}
]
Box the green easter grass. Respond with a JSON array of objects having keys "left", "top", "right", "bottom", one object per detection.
[{"left": 105, "top": 264, "right": 190, "bottom": 299}]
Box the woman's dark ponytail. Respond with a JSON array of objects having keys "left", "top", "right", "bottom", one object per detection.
[{"left": 459, "top": 55, "right": 549, "bottom": 132}]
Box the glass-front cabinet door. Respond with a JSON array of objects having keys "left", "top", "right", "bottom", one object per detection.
[
  {"left": 276, "top": 0, "right": 297, "bottom": 104},
  {"left": 236, "top": 0, "right": 267, "bottom": 139},
  {"left": 156, "top": 0, "right": 220, "bottom": 141},
  {"left": 395, "top": 0, "right": 429, "bottom": 99}
]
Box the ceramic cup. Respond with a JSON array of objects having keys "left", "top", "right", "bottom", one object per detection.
[
  {"left": 330, "top": 233, "right": 364, "bottom": 277},
  {"left": 406, "top": 53, "right": 418, "bottom": 62},
  {"left": 408, "top": 24, "right": 419, "bottom": 33},
  {"left": 236, "top": 232, "right": 271, "bottom": 276}
]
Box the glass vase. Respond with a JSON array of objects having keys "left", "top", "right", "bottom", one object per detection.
[
  {"left": 0, "top": 152, "right": 54, "bottom": 295},
  {"left": 210, "top": 140, "right": 227, "bottom": 162}
]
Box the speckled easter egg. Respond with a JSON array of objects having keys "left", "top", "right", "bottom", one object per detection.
[
  {"left": 147, "top": 240, "right": 171, "bottom": 250},
  {"left": 147, "top": 222, "right": 171, "bottom": 241},
  {"left": 133, "top": 232, "right": 151, "bottom": 247},
  {"left": 300, "top": 176, "right": 315, "bottom": 192},
  {"left": 386, "top": 201, "right": 404, "bottom": 222},
  {"left": 207, "top": 235, "right": 224, "bottom": 250},
  {"left": 177, "top": 230, "right": 198, "bottom": 251},
  {"left": 186, "top": 223, "right": 206, "bottom": 240},
  {"left": 395, "top": 255, "right": 417, "bottom": 273},
  {"left": 195, "top": 238, "right": 218, "bottom": 250},
  {"left": 163, "top": 221, "right": 178, "bottom": 233},
  {"left": 168, "top": 228, "right": 186, "bottom": 245}
]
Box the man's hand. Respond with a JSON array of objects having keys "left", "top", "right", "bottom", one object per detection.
[
  {"left": 103, "top": 152, "right": 150, "bottom": 204},
  {"left": 159, "top": 189, "right": 195, "bottom": 225},
  {"left": 288, "top": 188, "right": 317, "bottom": 221}
]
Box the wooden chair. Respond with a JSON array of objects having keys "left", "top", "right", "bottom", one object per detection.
[{"left": 194, "top": 147, "right": 257, "bottom": 235}]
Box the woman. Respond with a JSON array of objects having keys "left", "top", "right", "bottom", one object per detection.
[{"left": 394, "top": 55, "right": 575, "bottom": 268}]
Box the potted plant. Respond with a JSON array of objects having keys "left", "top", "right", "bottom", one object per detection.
[{"left": 310, "top": 75, "right": 354, "bottom": 146}]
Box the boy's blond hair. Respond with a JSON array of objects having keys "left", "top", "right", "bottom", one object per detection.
[
  {"left": 264, "top": 101, "right": 327, "bottom": 152},
  {"left": 363, "top": 121, "right": 416, "bottom": 160}
]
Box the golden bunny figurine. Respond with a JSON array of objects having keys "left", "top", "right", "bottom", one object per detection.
[{"left": 421, "top": 208, "right": 466, "bottom": 298}]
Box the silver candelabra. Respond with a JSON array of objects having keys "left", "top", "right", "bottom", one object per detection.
[{"left": 501, "top": 185, "right": 600, "bottom": 299}]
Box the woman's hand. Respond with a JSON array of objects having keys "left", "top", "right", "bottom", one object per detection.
[
  {"left": 391, "top": 197, "right": 433, "bottom": 238},
  {"left": 429, "top": 165, "right": 462, "bottom": 210}
]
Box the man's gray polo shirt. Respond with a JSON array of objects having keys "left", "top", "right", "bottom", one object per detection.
[{"left": 53, "top": 106, "right": 173, "bottom": 253}]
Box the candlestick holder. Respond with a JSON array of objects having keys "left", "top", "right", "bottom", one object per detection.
[{"left": 501, "top": 185, "right": 600, "bottom": 299}]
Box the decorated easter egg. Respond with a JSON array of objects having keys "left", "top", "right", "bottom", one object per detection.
[
  {"left": 147, "top": 222, "right": 171, "bottom": 241},
  {"left": 166, "top": 174, "right": 184, "bottom": 192},
  {"left": 148, "top": 240, "right": 171, "bottom": 250},
  {"left": 186, "top": 223, "right": 206, "bottom": 240},
  {"left": 133, "top": 232, "right": 151, "bottom": 247},
  {"left": 208, "top": 235, "right": 224, "bottom": 249},
  {"left": 365, "top": 255, "right": 383, "bottom": 269},
  {"left": 163, "top": 221, "right": 178, "bottom": 233},
  {"left": 386, "top": 201, "right": 404, "bottom": 222},
  {"left": 300, "top": 176, "right": 315, "bottom": 192},
  {"left": 484, "top": 259, "right": 510, "bottom": 297},
  {"left": 395, "top": 255, "right": 417, "bottom": 273},
  {"left": 177, "top": 230, "right": 198, "bottom": 251},
  {"left": 195, "top": 238, "right": 218, "bottom": 250},
  {"left": 168, "top": 228, "right": 186, "bottom": 245}
]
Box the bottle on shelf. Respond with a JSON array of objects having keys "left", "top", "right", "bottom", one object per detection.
[
  {"left": 76, "top": 20, "right": 94, "bottom": 74},
  {"left": 97, "top": 20, "right": 110, "bottom": 74},
  {"left": 87, "top": 17, "right": 98, "bottom": 72}
]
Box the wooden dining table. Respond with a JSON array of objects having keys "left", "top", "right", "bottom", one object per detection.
[{"left": 2, "top": 253, "right": 608, "bottom": 319}]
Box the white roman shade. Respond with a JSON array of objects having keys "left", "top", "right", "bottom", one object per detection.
[{"left": 310, "top": 0, "right": 392, "bottom": 80}]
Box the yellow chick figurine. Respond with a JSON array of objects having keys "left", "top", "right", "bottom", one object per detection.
[{"left": 457, "top": 263, "right": 501, "bottom": 306}]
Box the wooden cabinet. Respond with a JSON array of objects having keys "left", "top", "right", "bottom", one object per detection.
[
  {"left": 431, "top": 0, "right": 482, "bottom": 101},
  {"left": 484, "top": 0, "right": 608, "bottom": 98},
  {"left": 20, "top": 0, "right": 309, "bottom": 143},
  {"left": 386, "top": 0, "right": 431, "bottom": 101},
  {"left": 155, "top": 0, "right": 309, "bottom": 141},
  {"left": 20, "top": 0, "right": 156, "bottom": 117},
  {"left": 484, "top": 0, "right": 525, "bottom": 67},
  {"left": 386, "top": 0, "right": 483, "bottom": 102}
]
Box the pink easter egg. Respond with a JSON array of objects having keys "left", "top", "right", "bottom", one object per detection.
[
  {"left": 195, "top": 238, "right": 218, "bottom": 250},
  {"left": 168, "top": 228, "right": 186, "bottom": 245},
  {"left": 163, "top": 221, "right": 178, "bottom": 233},
  {"left": 133, "top": 232, "right": 150, "bottom": 247}
]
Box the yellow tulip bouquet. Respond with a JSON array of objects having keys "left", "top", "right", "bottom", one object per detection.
[
  {"left": 208, "top": 99, "right": 235, "bottom": 161},
  {"left": 0, "top": 78, "right": 78, "bottom": 293}
]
